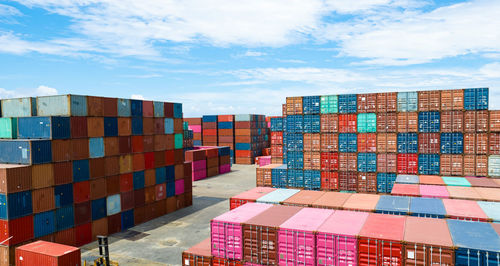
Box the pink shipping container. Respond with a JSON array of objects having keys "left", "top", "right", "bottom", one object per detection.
[
  {"left": 192, "top": 160, "right": 207, "bottom": 171},
  {"left": 419, "top": 185, "right": 449, "bottom": 198},
  {"left": 175, "top": 179, "right": 184, "bottom": 195},
  {"left": 316, "top": 211, "right": 369, "bottom": 266},
  {"left": 391, "top": 184, "right": 420, "bottom": 197},
  {"left": 189, "top": 125, "right": 202, "bottom": 133},
  {"left": 193, "top": 170, "right": 207, "bottom": 181},
  {"left": 211, "top": 203, "right": 273, "bottom": 260},
  {"left": 278, "top": 208, "right": 334, "bottom": 266},
  {"left": 257, "top": 156, "right": 271, "bottom": 167},
  {"left": 220, "top": 164, "right": 231, "bottom": 174},
  {"left": 442, "top": 198, "right": 489, "bottom": 222}
]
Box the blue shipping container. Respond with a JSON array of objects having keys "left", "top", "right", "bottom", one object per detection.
[
  {"left": 375, "top": 195, "right": 410, "bottom": 215},
  {"left": 448, "top": 220, "right": 500, "bottom": 265},
  {"left": 270, "top": 117, "right": 283, "bottom": 132},
  {"left": 166, "top": 165, "right": 175, "bottom": 183},
  {"left": 377, "top": 173, "right": 396, "bottom": 193},
  {"left": 173, "top": 103, "right": 183, "bottom": 118},
  {"left": 104, "top": 117, "right": 118, "bottom": 137},
  {"left": 304, "top": 170, "right": 321, "bottom": 190},
  {"left": 117, "top": 99, "right": 131, "bottom": 117},
  {"left": 464, "top": 88, "right": 488, "bottom": 110},
  {"left": 236, "top": 143, "right": 251, "bottom": 150},
  {"left": 418, "top": 154, "right": 440, "bottom": 175},
  {"left": 410, "top": 197, "right": 446, "bottom": 218},
  {"left": 286, "top": 152, "right": 303, "bottom": 170},
  {"left": 17, "top": 117, "right": 70, "bottom": 139},
  {"left": 303, "top": 115, "right": 320, "bottom": 133},
  {"left": 202, "top": 115, "right": 217, "bottom": 123},
  {"left": 302, "top": 96, "right": 320, "bottom": 115},
  {"left": 218, "top": 146, "right": 231, "bottom": 157},
  {"left": 286, "top": 133, "right": 303, "bottom": 152},
  {"left": 167, "top": 181, "right": 175, "bottom": 197},
  {"left": 54, "top": 184, "right": 73, "bottom": 208},
  {"left": 0, "top": 191, "right": 32, "bottom": 219},
  {"left": 287, "top": 170, "right": 304, "bottom": 188},
  {"left": 164, "top": 118, "right": 174, "bottom": 134},
  {"left": 193, "top": 140, "right": 202, "bottom": 146},
  {"left": 0, "top": 140, "right": 52, "bottom": 164},
  {"left": 55, "top": 205, "right": 74, "bottom": 230},
  {"left": 339, "top": 133, "right": 357, "bottom": 153},
  {"left": 338, "top": 94, "right": 357, "bottom": 114},
  {"left": 358, "top": 153, "right": 377, "bottom": 172},
  {"left": 397, "top": 91, "right": 418, "bottom": 112},
  {"left": 34, "top": 210, "right": 55, "bottom": 238},
  {"left": 156, "top": 167, "right": 166, "bottom": 184},
  {"left": 441, "top": 133, "right": 464, "bottom": 154},
  {"left": 286, "top": 115, "right": 303, "bottom": 133},
  {"left": 418, "top": 112, "right": 440, "bottom": 133},
  {"left": 130, "top": 99, "right": 143, "bottom": 117},
  {"left": 92, "top": 198, "right": 107, "bottom": 221},
  {"left": 73, "top": 160, "right": 90, "bottom": 182},
  {"left": 121, "top": 209, "right": 134, "bottom": 230},
  {"left": 272, "top": 164, "right": 288, "bottom": 188},
  {"left": 89, "top": 138, "right": 104, "bottom": 158},
  {"left": 131, "top": 117, "right": 143, "bottom": 135},
  {"left": 397, "top": 133, "right": 418, "bottom": 153},
  {"left": 218, "top": 122, "right": 233, "bottom": 129}
]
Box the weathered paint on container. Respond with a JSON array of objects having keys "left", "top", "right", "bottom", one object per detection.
[
  {"left": 256, "top": 188, "right": 300, "bottom": 204},
  {"left": 0, "top": 164, "right": 32, "bottom": 193},
  {"left": 477, "top": 201, "right": 500, "bottom": 222},
  {"left": 0, "top": 191, "right": 32, "bottom": 219},
  {"left": 106, "top": 194, "right": 121, "bottom": 216},
  {"left": 36, "top": 95, "right": 87, "bottom": 116},
  {"left": 17, "top": 117, "right": 70, "bottom": 140},
  {"left": 34, "top": 210, "right": 55, "bottom": 237},
  {"left": 15, "top": 240, "right": 81, "bottom": 265},
  {"left": 0, "top": 215, "right": 34, "bottom": 245},
  {"left": 211, "top": 203, "right": 273, "bottom": 260},
  {"left": 446, "top": 186, "right": 483, "bottom": 201},
  {"left": 410, "top": 197, "right": 446, "bottom": 218},
  {"left": 397, "top": 91, "right": 418, "bottom": 112},
  {"left": 0, "top": 118, "right": 17, "bottom": 138},
  {"left": 375, "top": 195, "right": 410, "bottom": 215},
  {"left": 316, "top": 210, "right": 368, "bottom": 266},
  {"left": 278, "top": 208, "right": 334, "bottom": 266},
  {"left": 182, "top": 238, "right": 213, "bottom": 266},
  {"left": 488, "top": 155, "right": 500, "bottom": 177},
  {"left": 55, "top": 205, "right": 74, "bottom": 230},
  {"left": 0, "top": 140, "right": 52, "bottom": 164}
]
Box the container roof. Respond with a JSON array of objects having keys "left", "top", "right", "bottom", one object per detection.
[
  {"left": 359, "top": 213, "right": 406, "bottom": 241},
  {"left": 343, "top": 194, "right": 380, "bottom": 211},
  {"left": 375, "top": 195, "right": 410, "bottom": 213},
  {"left": 474, "top": 187, "right": 500, "bottom": 201},
  {"left": 184, "top": 238, "right": 212, "bottom": 257},
  {"left": 391, "top": 184, "right": 420, "bottom": 196},
  {"left": 232, "top": 187, "right": 276, "bottom": 201},
  {"left": 312, "top": 192, "right": 351, "bottom": 209},
  {"left": 245, "top": 205, "right": 303, "bottom": 227},
  {"left": 404, "top": 217, "right": 453, "bottom": 247},
  {"left": 16, "top": 241, "right": 79, "bottom": 257},
  {"left": 213, "top": 203, "right": 273, "bottom": 223},
  {"left": 409, "top": 197, "right": 446, "bottom": 216},
  {"left": 256, "top": 188, "right": 300, "bottom": 204},
  {"left": 418, "top": 175, "right": 445, "bottom": 185},
  {"left": 279, "top": 208, "right": 334, "bottom": 231},
  {"left": 446, "top": 186, "right": 483, "bottom": 201},
  {"left": 317, "top": 210, "right": 368, "bottom": 236},
  {"left": 442, "top": 199, "right": 488, "bottom": 220},
  {"left": 448, "top": 220, "right": 500, "bottom": 252},
  {"left": 419, "top": 185, "right": 449, "bottom": 198},
  {"left": 283, "top": 190, "right": 325, "bottom": 206}
]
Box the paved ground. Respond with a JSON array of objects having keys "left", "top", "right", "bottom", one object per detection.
[{"left": 81, "top": 164, "right": 256, "bottom": 266}]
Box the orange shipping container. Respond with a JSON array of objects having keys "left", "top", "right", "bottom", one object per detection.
[
  {"left": 357, "top": 172, "right": 377, "bottom": 193},
  {"left": 271, "top": 132, "right": 283, "bottom": 145},
  {"left": 464, "top": 111, "right": 489, "bottom": 133},
  {"left": 440, "top": 155, "right": 463, "bottom": 176},
  {"left": 303, "top": 133, "right": 320, "bottom": 152},
  {"left": 418, "top": 90, "right": 441, "bottom": 111},
  {"left": 441, "top": 111, "right": 464, "bottom": 132},
  {"left": 490, "top": 111, "right": 500, "bottom": 132},
  {"left": 71, "top": 139, "right": 89, "bottom": 160},
  {"left": 32, "top": 187, "right": 55, "bottom": 213},
  {"left": 118, "top": 117, "right": 132, "bottom": 136},
  {"left": 357, "top": 133, "right": 376, "bottom": 153},
  {"left": 441, "top": 89, "right": 464, "bottom": 111},
  {"left": 377, "top": 153, "right": 397, "bottom": 173},
  {"left": 357, "top": 94, "right": 377, "bottom": 113},
  {"left": 0, "top": 164, "right": 32, "bottom": 194},
  {"left": 303, "top": 152, "right": 321, "bottom": 170},
  {"left": 320, "top": 133, "right": 338, "bottom": 152},
  {"left": 339, "top": 153, "right": 357, "bottom": 172},
  {"left": 377, "top": 113, "right": 397, "bottom": 133},
  {"left": 87, "top": 117, "right": 104, "bottom": 137},
  {"left": 286, "top": 97, "right": 303, "bottom": 115},
  {"left": 32, "top": 164, "right": 54, "bottom": 189},
  {"left": 87, "top": 96, "right": 104, "bottom": 117},
  {"left": 397, "top": 112, "right": 418, "bottom": 132},
  {"left": 104, "top": 137, "right": 119, "bottom": 157},
  {"left": 51, "top": 139, "right": 71, "bottom": 162},
  {"left": 104, "top": 156, "right": 119, "bottom": 177},
  {"left": 376, "top": 92, "right": 397, "bottom": 112},
  {"left": 464, "top": 133, "right": 488, "bottom": 154},
  {"left": 464, "top": 155, "right": 488, "bottom": 177},
  {"left": 377, "top": 133, "right": 397, "bottom": 153},
  {"left": 320, "top": 114, "right": 339, "bottom": 133}
]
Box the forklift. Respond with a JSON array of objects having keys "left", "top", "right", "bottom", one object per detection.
[{"left": 84, "top": 236, "right": 119, "bottom": 266}]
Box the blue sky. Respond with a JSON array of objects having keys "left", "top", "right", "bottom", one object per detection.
[{"left": 1, "top": 0, "right": 499, "bottom": 117}]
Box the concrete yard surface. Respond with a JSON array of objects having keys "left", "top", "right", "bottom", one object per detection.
[{"left": 81, "top": 164, "right": 256, "bottom": 266}]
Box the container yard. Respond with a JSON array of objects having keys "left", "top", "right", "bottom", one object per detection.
[{"left": 1, "top": 1, "right": 500, "bottom": 265}]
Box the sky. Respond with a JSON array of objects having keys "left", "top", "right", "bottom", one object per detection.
[{"left": 0, "top": 0, "right": 500, "bottom": 117}]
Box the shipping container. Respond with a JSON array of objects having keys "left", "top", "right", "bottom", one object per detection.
[
  {"left": 0, "top": 164, "right": 31, "bottom": 194},
  {"left": 418, "top": 154, "right": 440, "bottom": 175},
  {"left": 377, "top": 173, "right": 397, "bottom": 193},
  {"left": 375, "top": 195, "right": 410, "bottom": 215},
  {"left": 0, "top": 191, "right": 32, "bottom": 219},
  {"left": 282, "top": 190, "right": 324, "bottom": 207},
  {"left": 397, "top": 112, "right": 418, "bottom": 132},
  {"left": 357, "top": 172, "right": 377, "bottom": 193},
  {"left": 442, "top": 198, "right": 488, "bottom": 221},
  {"left": 464, "top": 110, "right": 489, "bottom": 133},
  {"left": 376, "top": 113, "right": 397, "bottom": 133},
  {"left": 440, "top": 155, "right": 463, "bottom": 176},
  {"left": 419, "top": 184, "right": 449, "bottom": 198},
  {"left": 464, "top": 88, "right": 488, "bottom": 110},
  {"left": 418, "top": 90, "right": 440, "bottom": 111},
  {"left": 418, "top": 175, "right": 444, "bottom": 185},
  {"left": 391, "top": 183, "right": 419, "bottom": 197},
  {"left": 442, "top": 176, "right": 471, "bottom": 187},
  {"left": 1, "top": 97, "right": 36, "bottom": 117},
  {"left": 302, "top": 96, "right": 320, "bottom": 114},
  {"left": 256, "top": 189, "right": 300, "bottom": 204},
  {"left": 357, "top": 153, "right": 376, "bottom": 172},
  {"left": 0, "top": 140, "right": 52, "bottom": 164},
  {"left": 338, "top": 114, "right": 357, "bottom": 133},
  {"left": 15, "top": 241, "right": 81, "bottom": 266},
  {"left": 32, "top": 187, "right": 55, "bottom": 214},
  {"left": 409, "top": 197, "right": 446, "bottom": 218},
  {"left": 477, "top": 201, "right": 500, "bottom": 222},
  {"left": 320, "top": 95, "right": 338, "bottom": 114},
  {"left": 488, "top": 155, "right": 500, "bottom": 177},
  {"left": 320, "top": 171, "right": 338, "bottom": 191},
  {"left": 338, "top": 94, "right": 357, "bottom": 114},
  {"left": 474, "top": 187, "right": 500, "bottom": 202},
  {"left": 441, "top": 111, "right": 464, "bottom": 132},
  {"left": 182, "top": 238, "right": 212, "bottom": 266},
  {"left": 464, "top": 133, "right": 488, "bottom": 154},
  {"left": 55, "top": 205, "right": 74, "bottom": 231},
  {"left": 338, "top": 133, "right": 357, "bottom": 153},
  {"left": 418, "top": 111, "right": 440, "bottom": 132},
  {"left": 339, "top": 153, "right": 357, "bottom": 172},
  {"left": 0, "top": 215, "right": 34, "bottom": 246},
  {"left": 357, "top": 133, "right": 376, "bottom": 153},
  {"left": 34, "top": 210, "right": 55, "bottom": 238},
  {"left": 338, "top": 171, "right": 357, "bottom": 191},
  {"left": 377, "top": 133, "right": 397, "bottom": 153},
  {"left": 490, "top": 111, "right": 500, "bottom": 132},
  {"left": 357, "top": 113, "right": 376, "bottom": 133},
  {"left": 441, "top": 89, "right": 464, "bottom": 111},
  {"left": 36, "top": 95, "right": 87, "bottom": 116},
  {"left": 397, "top": 154, "right": 418, "bottom": 174},
  {"left": 446, "top": 186, "right": 483, "bottom": 201},
  {"left": 419, "top": 133, "right": 441, "bottom": 155},
  {"left": 342, "top": 194, "right": 380, "bottom": 212},
  {"left": 376, "top": 92, "right": 397, "bottom": 112},
  {"left": 397, "top": 133, "right": 418, "bottom": 153}
]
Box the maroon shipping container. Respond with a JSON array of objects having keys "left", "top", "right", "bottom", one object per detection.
[
  {"left": 242, "top": 205, "right": 303, "bottom": 265},
  {"left": 320, "top": 133, "right": 338, "bottom": 152},
  {"left": 441, "top": 89, "right": 464, "bottom": 111},
  {"left": 134, "top": 189, "right": 145, "bottom": 207},
  {"left": 339, "top": 171, "right": 357, "bottom": 191},
  {"left": 143, "top": 135, "right": 155, "bottom": 152},
  {"left": 87, "top": 96, "right": 104, "bottom": 117},
  {"left": 320, "top": 114, "right": 338, "bottom": 133},
  {"left": 357, "top": 93, "right": 377, "bottom": 113},
  {"left": 90, "top": 178, "right": 107, "bottom": 200},
  {"left": 107, "top": 214, "right": 121, "bottom": 235},
  {"left": 55, "top": 228, "right": 76, "bottom": 246},
  {"left": 104, "top": 137, "right": 119, "bottom": 156},
  {"left": 440, "top": 155, "right": 463, "bottom": 176},
  {"left": 357, "top": 172, "right": 377, "bottom": 193},
  {"left": 53, "top": 162, "right": 72, "bottom": 185},
  {"left": 418, "top": 90, "right": 441, "bottom": 111},
  {"left": 441, "top": 111, "right": 463, "bottom": 132},
  {"left": 119, "top": 136, "right": 132, "bottom": 154},
  {"left": 32, "top": 187, "right": 55, "bottom": 214},
  {"left": 89, "top": 158, "right": 105, "bottom": 179},
  {"left": 15, "top": 241, "right": 81, "bottom": 266},
  {"left": 377, "top": 133, "right": 397, "bottom": 153},
  {"left": 103, "top": 97, "right": 118, "bottom": 117},
  {"left": 74, "top": 201, "right": 91, "bottom": 226},
  {"left": 376, "top": 92, "right": 397, "bottom": 112},
  {"left": 132, "top": 136, "right": 144, "bottom": 153},
  {"left": 154, "top": 118, "right": 165, "bottom": 135},
  {"left": 339, "top": 153, "right": 357, "bottom": 172},
  {"left": 119, "top": 173, "right": 133, "bottom": 192},
  {"left": 143, "top": 101, "right": 154, "bottom": 117},
  {"left": 154, "top": 135, "right": 167, "bottom": 151},
  {"left": 104, "top": 156, "right": 119, "bottom": 177},
  {"left": 303, "top": 133, "right": 321, "bottom": 152},
  {"left": 121, "top": 190, "right": 134, "bottom": 211},
  {"left": 51, "top": 139, "right": 71, "bottom": 162},
  {"left": 464, "top": 133, "right": 488, "bottom": 154},
  {"left": 397, "top": 112, "right": 418, "bottom": 132},
  {"left": 164, "top": 103, "right": 174, "bottom": 118},
  {"left": 71, "top": 139, "right": 89, "bottom": 161},
  {"left": 70, "top": 116, "right": 87, "bottom": 139},
  {"left": 357, "top": 133, "right": 376, "bottom": 153},
  {"left": 134, "top": 205, "right": 146, "bottom": 225},
  {"left": 75, "top": 223, "right": 92, "bottom": 246},
  {"left": 154, "top": 151, "right": 166, "bottom": 168},
  {"left": 377, "top": 153, "right": 397, "bottom": 173},
  {"left": 377, "top": 113, "right": 397, "bottom": 133},
  {"left": 418, "top": 133, "right": 440, "bottom": 154},
  {"left": 0, "top": 164, "right": 32, "bottom": 194}
]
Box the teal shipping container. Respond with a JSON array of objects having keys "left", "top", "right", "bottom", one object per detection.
[
  {"left": 1, "top": 97, "right": 36, "bottom": 117},
  {"left": 89, "top": 137, "right": 105, "bottom": 158},
  {"left": 107, "top": 194, "right": 121, "bottom": 216},
  {"left": 153, "top": 101, "right": 164, "bottom": 117},
  {"left": 165, "top": 118, "right": 174, "bottom": 134},
  {"left": 320, "top": 95, "right": 339, "bottom": 114},
  {"left": 0, "top": 118, "right": 17, "bottom": 138},
  {"left": 442, "top": 176, "right": 471, "bottom": 187},
  {"left": 117, "top": 98, "right": 131, "bottom": 117},
  {"left": 397, "top": 92, "right": 418, "bottom": 112},
  {"left": 235, "top": 114, "right": 252, "bottom": 121},
  {"left": 477, "top": 201, "right": 500, "bottom": 222},
  {"left": 36, "top": 95, "right": 87, "bottom": 116},
  {"left": 357, "top": 113, "right": 377, "bottom": 133},
  {"left": 174, "top": 133, "right": 183, "bottom": 149}
]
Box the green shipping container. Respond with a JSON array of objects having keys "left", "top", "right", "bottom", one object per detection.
[
  {"left": 174, "top": 133, "right": 183, "bottom": 149},
  {"left": 0, "top": 118, "right": 17, "bottom": 138},
  {"left": 320, "top": 95, "right": 338, "bottom": 114},
  {"left": 357, "top": 113, "right": 377, "bottom": 133}
]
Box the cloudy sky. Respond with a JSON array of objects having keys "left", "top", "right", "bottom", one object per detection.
[{"left": 1, "top": 0, "right": 499, "bottom": 116}]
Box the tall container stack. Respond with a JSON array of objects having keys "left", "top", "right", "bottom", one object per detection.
[
  {"left": 234, "top": 115, "right": 267, "bottom": 164},
  {"left": 269, "top": 116, "right": 284, "bottom": 164},
  {"left": 202, "top": 115, "right": 218, "bottom": 146},
  {"left": 217, "top": 115, "right": 235, "bottom": 163},
  {"left": 0, "top": 95, "right": 193, "bottom": 265},
  {"left": 184, "top": 118, "right": 202, "bottom": 146},
  {"left": 183, "top": 122, "right": 194, "bottom": 150}
]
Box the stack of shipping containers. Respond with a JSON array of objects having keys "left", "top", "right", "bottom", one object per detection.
[
  {"left": 201, "top": 115, "right": 217, "bottom": 146},
  {"left": 0, "top": 95, "right": 193, "bottom": 265},
  {"left": 184, "top": 118, "right": 202, "bottom": 146},
  {"left": 217, "top": 115, "right": 235, "bottom": 163},
  {"left": 269, "top": 117, "right": 284, "bottom": 164},
  {"left": 235, "top": 115, "right": 268, "bottom": 164},
  {"left": 183, "top": 122, "right": 194, "bottom": 150}
]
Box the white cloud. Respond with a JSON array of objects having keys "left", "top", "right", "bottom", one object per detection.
[
  {"left": 479, "top": 62, "right": 500, "bottom": 78},
  {"left": 35, "top": 85, "right": 58, "bottom": 96},
  {"left": 131, "top": 94, "right": 146, "bottom": 100},
  {"left": 243, "top": 51, "right": 266, "bottom": 57},
  {"left": 0, "top": 85, "right": 58, "bottom": 99},
  {"left": 0, "top": 4, "right": 21, "bottom": 16}
]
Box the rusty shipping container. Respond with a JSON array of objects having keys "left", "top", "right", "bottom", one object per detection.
[
  {"left": 376, "top": 92, "right": 397, "bottom": 112},
  {"left": 464, "top": 110, "right": 489, "bottom": 132},
  {"left": 376, "top": 113, "right": 397, "bottom": 133},
  {"left": 320, "top": 114, "right": 338, "bottom": 133},
  {"left": 440, "top": 155, "right": 464, "bottom": 176},
  {"left": 441, "top": 89, "right": 464, "bottom": 111},
  {"left": 357, "top": 93, "right": 377, "bottom": 113},
  {"left": 0, "top": 164, "right": 32, "bottom": 193},
  {"left": 320, "top": 133, "right": 338, "bottom": 152},
  {"left": 441, "top": 111, "right": 464, "bottom": 132},
  {"left": 418, "top": 90, "right": 441, "bottom": 111},
  {"left": 51, "top": 140, "right": 71, "bottom": 162},
  {"left": 357, "top": 172, "right": 377, "bottom": 193},
  {"left": 464, "top": 133, "right": 488, "bottom": 154},
  {"left": 377, "top": 153, "right": 397, "bottom": 173},
  {"left": 418, "top": 133, "right": 440, "bottom": 154},
  {"left": 397, "top": 112, "right": 418, "bottom": 132},
  {"left": 303, "top": 133, "right": 320, "bottom": 151},
  {"left": 377, "top": 133, "right": 397, "bottom": 153}
]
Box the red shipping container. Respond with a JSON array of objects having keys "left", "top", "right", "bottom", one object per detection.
[
  {"left": 144, "top": 152, "right": 155, "bottom": 169},
  {"left": 134, "top": 189, "right": 145, "bottom": 208},
  {"left": 132, "top": 153, "right": 145, "bottom": 171},
  {"left": 357, "top": 133, "right": 376, "bottom": 153},
  {"left": 357, "top": 93, "right": 377, "bottom": 113},
  {"left": 164, "top": 102, "right": 174, "bottom": 118},
  {"left": 212, "top": 257, "right": 243, "bottom": 266},
  {"left": 320, "top": 172, "right": 338, "bottom": 191},
  {"left": 320, "top": 152, "right": 339, "bottom": 171},
  {"left": 0, "top": 215, "right": 34, "bottom": 246},
  {"left": 15, "top": 241, "right": 81, "bottom": 265},
  {"left": 339, "top": 153, "right": 357, "bottom": 172},
  {"left": 464, "top": 133, "right": 488, "bottom": 154},
  {"left": 229, "top": 187, "right": 276, "bottom": 210},
  {"left": 270, "top": 132, "right": 283, "bottom": 145},
  {"left": 339, "top": 114, "right": 357, "bottom": 133},
  {"left": 71, "top": 117, "right": 88, "bottom": 139},
  {"left": 53, "top": 161, "right": 72, "bottom": 185},
  {"left": 418, "top": 133, "right": 440, "bottom": 154},
  {"left": 357, "top": 172, "right": 377, "bottom": 193},
  {"left": 119, "top": 173, "right": 133, "bottom": 192},
  {"left": 271, "top": 145, "right": 283, "bottom": 157},
  {"left": 441, "top": 111, "right": 463, "bottom": 132},
  {"left": 376, "top": 113, "right": 397, "bottom": 133},
  {"left": 377, "top": 153, "right": 397, "bottom": 173},
  {"left": 442, "top": 199, "right": 488, "bottom": 222},
  {"left": 119, "top": 136, "right": 131, "bottom": 154},
  {"left": 218, "top": 115, "right": 234, "bottom": 122},
  {"left": 320, "top": 133, "right": 338, "bottom": 152},
  {"left": 397, "top": 112, "right": 418, "bottom": 132},
  {"left": 377, "top": 133, "right": 397, "bottom": 153},
  {"left": 440, "top": 155, "right": 464, "bottom": 176},
  {"left": 131, "top": 136, "right": 144, "bottom": 153},
  {"left": 418, "top": 90, "right": 441, "bottom": 111},
  {"left": 55, "top": 228, "right": 76, "bottom": 247},
  {"left": 441, "top": 89, "right": 464, "bottom": 111},
  {"left": 397, "top": 154, "right": 418, "bottom": 174},
  {"left": 107, "top": 214, "right": 121, "bottom": 235},
  {"left": 376, "top": 92, "right": 397, "bottom": 112},
  {"left": 320, "top": 114, "right": 339, "bottom": 133},
  {"left": 339, "top": 171, "right": 357, "bottom": 191},
  {"left": 303, "top": 133, "right": 320, "bottom": 151},
  {"left": 358, "top": 214, "right": 405, "bottom": 266},
  {"left": 73, "top": 181, "right": 90, "bottom": 204},
  {"left": 121, "top": 191, "right": 134, "bottom": 211},
  {"left": 75, "top": 223, "right": 92, "bottom": 246}
]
